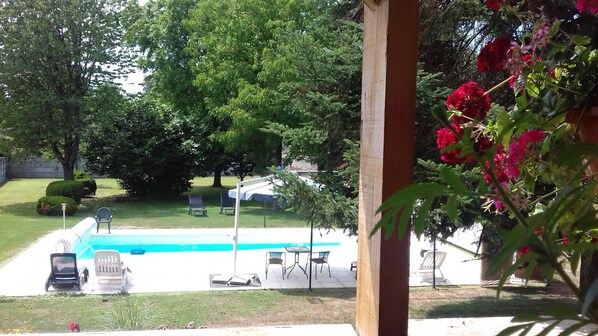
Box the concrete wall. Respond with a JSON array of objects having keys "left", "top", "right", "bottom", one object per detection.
[{"left": 7, "top": 157, "right": 64, "bottom": 178}]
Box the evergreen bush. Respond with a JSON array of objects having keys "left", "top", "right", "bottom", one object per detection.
[
  {"left": 45, "top": 180, "right": 86, "bottom": 204},
  {"left": 36, "top": 196, "right": 77, "bottom": 216},
  {"left": 74, "top": 170, "right": 97, "bottom": 196}
]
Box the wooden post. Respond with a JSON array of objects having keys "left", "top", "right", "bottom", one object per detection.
[{"left": 356, "top": 0, "right": 418, "bottom": 335}]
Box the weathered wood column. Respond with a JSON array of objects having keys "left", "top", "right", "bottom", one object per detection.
[{"left": 356, "top": 0, "right": 418, "bottom": 335}]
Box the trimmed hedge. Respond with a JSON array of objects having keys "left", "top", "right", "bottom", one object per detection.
[
  {"left": 79, "top": 178, "right": 97, "bottom": 196},
  {"left": 74, "top": 170, "right": 90, "bottom": 180},
  {"left": 36, "top": 196, "right": 77, "bottom": 216},
  {"left": 46, "top": 180, "right": 86, "bottom": 204},
  {"left": 74, "top": 170, "right": 97, "bottom": 196}
]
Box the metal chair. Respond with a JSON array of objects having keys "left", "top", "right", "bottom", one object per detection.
[
  {"left": 306, "top": 251, "right": 331, "bottom": 279},
  {"left": 95, "top": 207, "right": 112, "bottom": 233},
  {"left": 265, "top": 251, "right": 286, "bottom": 279}
]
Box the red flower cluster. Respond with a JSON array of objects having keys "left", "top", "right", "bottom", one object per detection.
[
  {"left": 437, "top": 124, "right": 493, "bottom": 164},
  {"left": 446, "top": 81, "right": 492, "bottom": 123},
  {"left": 69, "top": 322, "right": 80, "bottom": 333},
  {"left": 483, "top": 130, "right": 545, "bottom": 185},
  {"left": 477, "top": 37, "right": 511, "bottom": 73},
  {"left": 436, "top": 124, "right": 467, "bottom": 164},
  {"left": 517, "top": 245, "right": 531, "bottom": 257},
  {"left": 576, "top": 0, "right": 598, "bottom": 14},
  {"left": 437, "top": 82, "right": 494, "bottom": 164}
]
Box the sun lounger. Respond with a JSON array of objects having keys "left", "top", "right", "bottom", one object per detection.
[{"left": 93, "top": 250, "right": 129, "bottom": 289}]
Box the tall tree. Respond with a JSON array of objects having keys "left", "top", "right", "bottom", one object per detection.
[
  {"left": 125, "top": 0, "right": 237, "bottom": 187},
  {"left": 185, "top": 0, "right": 315, "bottom": 173},
  {"left": 0, "top": 0, "right": 129, "bottom": 180},
  {"left": 260, "top": 4, "right": 363, "bottom": 170}
]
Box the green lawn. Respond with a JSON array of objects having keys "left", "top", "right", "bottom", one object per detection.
[
  {"left": 0, "top": 177, "right": 307, "bottom": 265},
  {"left": 0, "top": 285, "right": 579, "bottom": 333}
]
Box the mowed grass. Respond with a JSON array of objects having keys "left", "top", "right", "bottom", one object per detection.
[
  {"left": 0, "top": 289, "right": 357, "bottom": 333},
  {"left": 0, "top": 177, "right": 307, "bottom": 265},
  {"left": 0, "top": 284, "right": 579, "bottom": 333}
]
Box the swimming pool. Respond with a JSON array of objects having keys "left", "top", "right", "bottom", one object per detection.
[{"left": 71, "top": 230, "right": 342, "bottom": 259}]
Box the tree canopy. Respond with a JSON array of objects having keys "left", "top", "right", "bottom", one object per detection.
[{"left": 0, "top": 0, "right": 130, "bottom": 180}]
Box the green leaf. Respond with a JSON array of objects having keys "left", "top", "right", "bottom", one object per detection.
[
  {"left": 572, "top": 34, "right": 592, "bottom": 46},
  {"left": 439, "top": 166, "right": 469, "bottom": 194},
  {"left": 445, "top": 194, "right": 458, "bottom": 223}
]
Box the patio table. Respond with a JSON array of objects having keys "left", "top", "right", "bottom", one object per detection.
[{"left": 284, "top": 246, "right": 310, "bottom": 279}]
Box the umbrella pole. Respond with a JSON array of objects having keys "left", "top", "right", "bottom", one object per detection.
[
  {"left": 263, "top": 202, "right": 266, "bottom": 228},
  {"left": 232, "top": 180, "right": 242, "bottom": 276},
  {"left": 309, "top": 220, "right": 313, "bottom": 291}
]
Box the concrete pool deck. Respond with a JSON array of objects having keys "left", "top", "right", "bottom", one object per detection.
[{"left": 0, "top": 227, "right": 485, "bottom": 296}]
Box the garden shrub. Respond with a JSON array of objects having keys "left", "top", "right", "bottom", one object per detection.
[
  {"left": 36, "top": 196, "right": 77, "bottom": 216},
  {"left": 45, "top": 180, "right": 86, "bottom": 204},
  {"left": 79, "top": 178, "right": 97, "bottom": 196},
  {"left": 74, "top": 170, "right": 97, "bottom": 196},
  {"left": 74, "top": 169, "right": 90, "bottom": 180}
]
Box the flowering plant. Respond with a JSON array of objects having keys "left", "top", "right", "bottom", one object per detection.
[{"left": 374, "top": 0, "right": 598, "bottom": 334}]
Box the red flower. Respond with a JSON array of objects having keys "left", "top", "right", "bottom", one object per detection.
[
  {"left": 486, "top": 0, "right": 505, "bottom": 10},
  {"left": 517, "top": 246, "right": 531, "bottom": 257},
  {"left": 577, "top": 0, "right": 598, "bottom": 14},
  {"left": 478, "top": 37, "right": 511, "bottom": 73},
  {"left": 484, "top": 152, "right": 512, "bottom": 185},
  {"left": 446, "top": 82, "right": 492, "bottom": 123},
  {"left": 70, "top": 322, "right": 80, "bottom": 333},
  {"left": 437, "top": 124, "right": 470, "bottom": 164},
  {"left": 506, "top": 129, "right": 545, "bottom": 168}
]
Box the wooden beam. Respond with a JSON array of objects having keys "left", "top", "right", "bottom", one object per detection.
[
  {"left": 356, "top": 0, "right": 418, "bottom": 335},
  {"left": 364, "top": 0, "right": 381, "bottom": 11}
]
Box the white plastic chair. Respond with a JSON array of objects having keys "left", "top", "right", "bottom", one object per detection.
[{"left": 93, "top": 250, "right": 128, "bottom": 289}]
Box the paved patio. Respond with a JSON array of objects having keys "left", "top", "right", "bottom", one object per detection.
[{"left": 0, "top": 226, "right": 484, "bottom": 296}]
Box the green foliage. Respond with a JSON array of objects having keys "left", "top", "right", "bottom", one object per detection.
[
  {"left": 103, "top": 296, "right": 155, "bottom": 331},
  {"left": 0, "top": 0, "right": 130, "bottom": 180},
  {"left": 74, "top": 170, "right": 97, "bottom": 196},
  {"left": 260, "top": 7, "right": 363, "bottom": 170},
  {"left": 82, "top": 96, "right": 195, "bottom": 198},
  {"left": 79, "top": 179, "right": 98, "bottom": 197},
  {"left": 45, "top": 181, "right": 86, "bottom": 204},
  {"left": 36, "top": 196, "right": 77, "bottom": 216},
  {"left": 73, "top": 170, "right": 90, "bottom": 180},
  {"left": 275, "top": 170, "right": 357, "bottom": 236}
]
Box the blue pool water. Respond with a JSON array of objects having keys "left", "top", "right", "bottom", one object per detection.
[{"left": 72, "top": 232, "right": 341, "bottom": 259}]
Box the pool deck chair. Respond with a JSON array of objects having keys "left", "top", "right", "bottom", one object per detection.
[
  {"left": 95, "top": 207, "right": 113, "bottom": 234},
  {"left": 219, "top": 192, "right": 235, "bottom": 215},
  {"left": 416, "top": 251, "right": 447, "bottom": 279},
  {"left": 45, "top": 253, "right": 89, "bottom": 291},
  {"left": 94, "top": 250, "right": 128, "bottom": 289},
  {"left": 265, "top": 251, "right": 286, "bottom": 279},
  {"left": 188, "top": 194, "right": 207, "bottom": 216},
  {"left": 306, "top": 251, "right": 331, "bottom": 279}
]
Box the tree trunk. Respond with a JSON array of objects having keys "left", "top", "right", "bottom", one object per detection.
[
  {"left": 62, "top": 161, "right": 75, "bottom": 180},
  {"left": 212, "top": 168, "right": 222, "bottom": 188}
]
